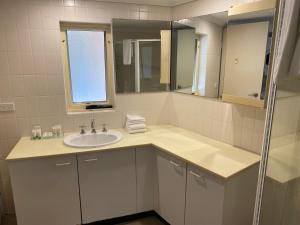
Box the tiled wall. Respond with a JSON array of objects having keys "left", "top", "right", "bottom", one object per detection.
[
  {"left": 0, "top": 0, "right": 267, "bottom": 215},
  {"left": 167, "top": 93, "right": 266, "bottom": 154},
  {"left": 0, "top": 0, "right": 172, "bottom": 214}
]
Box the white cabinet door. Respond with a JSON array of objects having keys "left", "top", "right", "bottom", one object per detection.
[
  {"left": 9, "top": 155, "right": 81, "bottom": 225},
  {"left": 185, "top": 164, "right": 225, "bottom": 225},
  {"left": 136, "top": 147, "right": 156, "bottom": 212},
  {"left": 78, "top": 149, "right": 136, "bottom": 224},
  {"left": 224, "top": 21, "right": 269, "bottom": 99},
  {"left": 156, "top": 151, "right": 186, "bottom": 225}
]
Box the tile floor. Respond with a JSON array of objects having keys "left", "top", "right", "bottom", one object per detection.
[{"left": 2, "top": 215, "right": 165, "bottom": 225}]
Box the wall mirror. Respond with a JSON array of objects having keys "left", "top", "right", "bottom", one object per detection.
[
  {"left": 222, "top": 0, "right": 276, "bottom": 108},
  {"left": 113, "top": 19, "right": 171, "bottom": 94},
  {"left": 171, "top": 11, "right": 228, "bottom": 98}
]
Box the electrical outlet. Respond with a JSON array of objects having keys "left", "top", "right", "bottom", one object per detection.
[{"left": 0, "top": 103, "right": 15, "bottom": 112}]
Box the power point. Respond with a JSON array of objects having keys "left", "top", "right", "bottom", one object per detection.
[{"left": 0, "top": 103, "right": 15, "bottom": 112}]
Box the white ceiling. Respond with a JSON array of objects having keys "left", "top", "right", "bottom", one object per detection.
[{"left": 97, "top": 0, "right": 194, "bottom": 7}]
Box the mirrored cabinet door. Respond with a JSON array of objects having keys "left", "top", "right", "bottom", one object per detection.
[
  {"left": 171, "top": 12, "right": 228, "bottom": 99},
  {"left": 222, "top": 0, "right": 277, "bottom": 108}
]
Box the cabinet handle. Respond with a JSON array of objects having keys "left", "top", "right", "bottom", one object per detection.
[
  {"left": 84, "top": 158, "right": 98, "bottom": 162},
  {"left": 190, "top": 170, "right": 205, "bottom": 182},
  {"left": 55, "top": 162, "right": 71, "bottom": 167},
  {"left": 170, "top": 160, "right": 180, "bottom": 167},
  {"left": 190, "top": 170, "right": 202, "bottom": 178}
]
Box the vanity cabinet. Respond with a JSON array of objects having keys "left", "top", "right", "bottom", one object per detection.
[
  {"left": 77, "top": 149, "right": 136, "bottom": 224},
  {"left": 9, "top": 145, "right": 259, "bottom": 225},
  {"left": 185, "top": 163, "right": 259, "bottom": 225},
  {"left": 156, "top": 151, "right": 187, "bottom": 225},
  {"left": 9, "top": 155, "right": 81, "bottom": 225}
]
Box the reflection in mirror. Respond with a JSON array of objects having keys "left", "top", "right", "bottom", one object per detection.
[
  {"left": 171, "top": 12, "right": 228, "bottom": 98},
  {"left": 113, "top": 19, "right": 171, "bottom": 94},
  {"left": 222, "top": 4, "right": 275, "bottom": 107}
]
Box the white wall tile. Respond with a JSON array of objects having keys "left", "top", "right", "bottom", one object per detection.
[
  {"left": 4, "top": 28, "right": 20, "bottom": 52},
  {"left": 21, "top": 53, "right": 35, "bottom": 75},
  {"left": 18, "top": 29, "right": 32, "bottom": 52},
  {"left": 30, "top": 29, "right": 45, "bottom": 52},
  {"left": 0, "top": 76, "right": 12, "bottom": 98},
  {"left": 25, "top": 96, "right": 40, "bottom": 117},
  {"left": 0, "top": 53, "right": 9, "bottom": 76},
  {"left": 16, "top": 117, "right": 30, "bottom": 136},
  {"left": 11, "top": 76, "right": 25, "bottom": 97},
  {"left": 0, "top": 31, "right": 7, "bottom": 51},
  {"left": 45, "top": 53, "right": 63, "bottom": 75},
  {"left": 28, "top": 5, "right": 43, "bottom": 29},
  {"left": 14, "top": 97, "right": 27, "bottom": 117},
  {"left": 32, "top": 53, "right": 47, "bottom": 73},
  {"left": 7, "top": 52, "right": 22, "bottom": 75}
]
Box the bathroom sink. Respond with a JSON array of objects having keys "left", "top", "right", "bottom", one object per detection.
[{"left": 64, "top": 130, "right": 123, "bottom": 148}]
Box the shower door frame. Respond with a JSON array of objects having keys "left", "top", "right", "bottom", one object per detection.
[{"left": 133, "top": 39, "right": 161, "bottom": 92}]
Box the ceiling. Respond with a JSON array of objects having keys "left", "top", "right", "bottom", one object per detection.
[{"left": 97, "top": 0, "right": 194, "bottom": 7}]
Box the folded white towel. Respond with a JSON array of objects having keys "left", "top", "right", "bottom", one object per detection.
[
  {"left": 126, "top": 115, "right": 146, "bottom": 126},
  {"left": 127, "top": 121, "right": 146, "bottom": 126},
  {"left": 126, "top": 114, "right": 145, "bottom": 122},
  {"left": 127, "top": 128, "right": 146, "bottom": 134},
  {"left": 126, "top": 122, "right": 146, "bottom": 130}
]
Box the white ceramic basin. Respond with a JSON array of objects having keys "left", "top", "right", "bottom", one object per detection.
[{"left": 64, "top": 130, "right": 123, "bottom": 148}]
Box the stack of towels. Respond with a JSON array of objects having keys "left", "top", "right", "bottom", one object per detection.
[{"left": 126, "top": 114, "right": 146, "bottom": 134}]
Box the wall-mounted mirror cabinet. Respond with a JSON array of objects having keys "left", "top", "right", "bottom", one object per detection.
[
  {"left": 170, "top": 0, "right": 277, "bottom": 108},
  {"left": 171, "top": 12, "right": 228, "bottom": 99},
  {"left": 112, "top": 0, "right": 277, "bottom": 108},
  {"left": 222, "top": 0, "right": 277, "bottom": 108},
  {"left": 113, "top": 19, "right": 171, "bottom": 94}
]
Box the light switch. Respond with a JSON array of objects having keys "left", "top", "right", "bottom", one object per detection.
[{"left": 0, "top": 103, "right": 15, "bottom": 112}]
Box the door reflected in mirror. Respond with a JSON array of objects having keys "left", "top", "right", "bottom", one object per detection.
[
  {"left": 113, "top": 19, "right": 171, "bottom": 94},
  {"left": 171, "top": 12, "right": 228, "bottom": 99}
]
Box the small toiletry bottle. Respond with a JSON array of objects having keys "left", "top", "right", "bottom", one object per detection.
[
  {"left": 52, "top": 126, "right": 57, "bottom": 137},
  {"left": 34, "top": 126, "right": 42, "bottom": 139},
  {"left": 56, "top": 125, "right": 62, "bottom": 137},
  {"left": 52, "top": 125, "right": 63, "bottom": 138},
  {"left": 31, "top": 129, "right": 37, "bottom": 140}
]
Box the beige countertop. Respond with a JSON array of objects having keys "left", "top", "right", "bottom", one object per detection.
[{"left": 6, "top": 125, "right": 260, "bottom": 179}]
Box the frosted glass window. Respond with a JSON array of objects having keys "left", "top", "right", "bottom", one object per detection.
[{"left": 67, "top": 30, "right": 107, "bottom": 103}]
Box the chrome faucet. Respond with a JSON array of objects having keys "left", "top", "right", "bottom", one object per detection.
[
  {"left": 91, "top": 119, "right": 96, "bottom": 134},
  {"left": 102, "top": 124, "right": 107, "bottom": 133}
]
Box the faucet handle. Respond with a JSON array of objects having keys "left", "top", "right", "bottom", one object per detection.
[
  {"left": 102, "top": 123, "right": 108, "bottom": 133},
  {"left": 79, "top": 125, "right": 86, "bottom": 134}
]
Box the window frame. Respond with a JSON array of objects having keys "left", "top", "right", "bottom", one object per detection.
[{"left": 60, "top": 22, "right": 115, "bottom": 113}]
